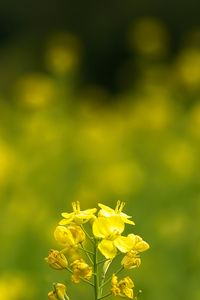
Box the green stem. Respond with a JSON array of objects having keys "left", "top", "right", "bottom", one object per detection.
[
  {"left": 64, "top": 292, "right": 70, "bottom": 300},
  {"left": 98, "top": 292, "right": 112, "bottom": 300},
  {"left": 97, "top": 258, "right": 108, "bottom": 265},
  {"left": 81, "top": 225, "right": 95, "bottom": 244},
  {"left": 99, "top": 260, "right": 112, "bottom": 297},
  {"left": 93, "top": 239, "right": 99, "bottom": 300},
  {"left": 134, "top": 290, "right": 142, "bottom": 299},
  {"left": 80, "top": 244, "right": 94, "bottom": 265}
]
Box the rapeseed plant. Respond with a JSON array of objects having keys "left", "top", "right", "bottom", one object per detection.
[{"left": 45, "top": 201, "right": 149, "bottom": 300}]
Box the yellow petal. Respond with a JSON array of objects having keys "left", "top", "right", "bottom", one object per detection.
[
  {"left": 98, "top": 240, "right": 117, "bottom": 259},
  {"left": 59, "top": 218, "right": 74, "bottom": 225},
  {"left": 74, "top": 208, "right": 97, "bottom": 224},
  {"left": 120, "top": 212, "right": 135, "bottom": 225},
  {"left": 114, "top": 236, "right": 134, "bottom": 253},
  {"left": 92, "top": 216, "right": 125, "bottom": 239},
  {"left": 92, "top": 217, "right": 112, "bottom": 238},
  {"left": 127, "top": 234, "right": 150, "bottom": 252},
  {"left": 123, "top": 287, "right": 133, "bottom": 299},
  {"left": 80, "top": 208, "right": 97, "bottom": 216},
  {"left": 59, "top": 212, "right": 74, "bottom": 225},
  {"left": 108, "top": 216, "right": 125, "bottom": 235},
  {"left": 98, "top": 203, "right": 115, "bottom": 216},
  {"left": 61, "top": 212, "right": 74, "bottom": 218}
]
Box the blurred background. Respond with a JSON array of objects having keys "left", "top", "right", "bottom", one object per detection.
[{"left": 0, "top": 1, "right": 200, "bottom": 300}]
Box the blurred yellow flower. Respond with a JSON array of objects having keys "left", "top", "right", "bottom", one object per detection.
[
  {"left": 92, "top": 216, "right": 134, "bottom": 259},
  {"left": 45, "top": 32, "right": 82, "bottom": 75},
  {"left": 128, "top": 18, "right": 169, "bottom": 57},
  {"left": 163, "top": 140, "right": 196, "bottom": 179},
  {"left": 54, "top": 224, "right": 85, "bottom": 248},
  {"left": 59, "top": 201, "right": 97, "bottom": 225},
  {"left": 111, "top": 274, "right": 134, "bottom": 299},
  {"left": 16, "top": 73, "right": 55, "bottom": 108},
  {"left": 96, "top": 161, "right": 144, "bottom": 195},
  {"left": 70, "top": 259, "right": 92, "bottom": 283},
  {"left": 188, "top": 103, "right": 200, "bottom": 138},
  {"left": 176, "top": 48, "right": 200, "bottom": 88},
  {"left": 45, "top": 249, "right": 68, "bottom": 269},
  {"left": 0, "top": 275, "right": 34, "bottom": 300},
  {"left": 0, "top": 141, "right": 15, "bottom": 186},
  {"left": 98, "top": 201, "right": 135, "bottom": 225}
]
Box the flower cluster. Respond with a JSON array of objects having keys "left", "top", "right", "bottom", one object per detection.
[{"left": 45, "top": 201, "right": 149, "bottom": 300}]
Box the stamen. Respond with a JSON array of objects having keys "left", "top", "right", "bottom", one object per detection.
[
  {"left": 115, "top": 200, "right": 121, "bottom": 212},
  {"left": 119, "top": 202, "right": 125, "bottom": 213},
  {"left": 76, "top": 201, "right": 80, "bottom": 212},
  {"left": 72, "top": 202, "right": 76, "bottom": 212}
]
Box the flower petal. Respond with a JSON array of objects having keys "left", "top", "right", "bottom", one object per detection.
[
  {"left": 127, "top": 234, "right": 150, "bottom": 252},
  {"left": 114, "top": 236, "right": 134, "bottom": 253},
  {"left": 92, "top": 217, "right": 112, "bottom": 238},
  {"left": 92, "top": 216, "right": 125, "bottom": 239},
  {"left": 98, "top": 240, "right": 117, "bottom": 259},
  {"left": 98, "top": 203, "right": 115, "bottom": 217}
]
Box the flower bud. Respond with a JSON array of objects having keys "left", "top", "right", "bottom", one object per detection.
[
  {"left": 67, "top": 224, "right": 85, "bottom": 244},
  {"left": 45, "top": 249, "right": 68, "bottom": 269},
  {"left": 54, "top": 225, "right": 85, "bottom": 247},
  {"left": 48, "top": 291, "right": 58, "bottom": 300},
  {"left": 111, "top": 274, "right": 134, "bottom": 299},
  {"left": 121, "top": 250, "right": 141, "bottom": 269},
  {"left": 48, "top": 283, "right": 67, "bottom": 300},
  {"left": 70, "top": 259, "right": 92, "bottom": 283},
  {"left": 54, "top": 226, "right": 74, "bottom": 246},
  {"left": 55, "top": 283, "right": 67, "bottom": 300}
]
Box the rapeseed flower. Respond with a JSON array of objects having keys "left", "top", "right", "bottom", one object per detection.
[
  {"left": 98, "top": 201, "right": 135, "bottom": 225},
  {"left": 126, "top": 234, "right": 150, "bottom": 252},
  {"left": 121, "top": 234, "right": 149, "bottom": 269},
  {"left": 59, "top": 201, "right": 97, "bottom": 225},
  {"left": 92, "top": 216, "right": 134, "bottom": 259},
  {"left": 46, "top": 201, "right": 149, "bottom": 300},
  {"left": 111, "top": 274, "right": 134, "bottom": 299}
]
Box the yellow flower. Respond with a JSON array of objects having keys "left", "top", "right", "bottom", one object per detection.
[
  {"left": 45, "top": 249, "right": 68, "bottom": 269},
  {"left": 48, "top": 283, "right": 67, "bottom": 300},
  {"left": 92, "top": 216, "right": 134, "bottom": 259},
  {"left": 126, "top": 234, "right": 150, "bottom": 252},
  {"left": 98, "top": 201, "right": 135, "bottom": 225},
  {"left": 70, "top": 259, "right": 93, "bottom": 283},
  {"left": 121, "top": 250, "right": 141, "bottom": 269},
  {"left": 59, "top": 201, "right": 97, "bottom": 225},
  {"left": 111, "top": 274, "right": 134, "bottom": 299},
  {"left": 54, "top": 224, "right": 85, "bottom": 248},
  {"left": 121, "top": 234, "right": 149, "bottom": 269}
]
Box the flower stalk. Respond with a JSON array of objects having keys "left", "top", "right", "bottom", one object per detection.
[{"left": 93, "top": 238, "right": 99, "bottom": 300}]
